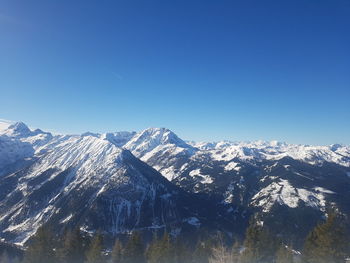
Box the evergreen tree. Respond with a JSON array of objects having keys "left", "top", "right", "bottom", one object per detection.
[
  {"left": 275, "top": 244, "right": 293, "bottom": 263},
  {"left": 24, "top": 225, "right": 56, "bottom": 263},
  {"left": 111, "top": 239, "right": 123, "bottom": 263},
  {"left": 10, "top": 257, "right": 21, "bottom": 263},
  {"left": 58, "top": 228, "right": 85, "bottom": 263},
  {"left": 303, "top": 212, "right": 349, "bottom": 263},
  {"left": 231, "top": 240, "right": 241, "bottom": 263},
  {"left": 240, "top": 219, "right": 277, "bottom": 263},
  {"left": 122, "top": 232, "right": 145, "bottom": 263},
  {"left": 192, "top": 239, "right": 213, "bottom": 263},
  {"left": 85, "top": 233, "right": 104, "bottom": 263},
  {"left": 0, "top": 251, "right": 11, "bottom": 263},
  {"left": 173, "top": 238, "right": 191, "bottom": 263},
  {"left": 147, "top": 232, "right": 175, "bottom": 263}
]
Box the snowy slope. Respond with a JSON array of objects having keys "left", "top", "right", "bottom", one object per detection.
[
  {"left": 123, "top": 132, "right": 350, "bottom": 228},
  {"left": 250, "top": 179, "right": 334, "bottom": 212},
  {"left": 0, "top": 120, "right": 350, "bottom": 245},
  {"left": 0, "top": 122, "right": 222, "bottom": 245},
  {"left": 189, "top": 140, "right": 350, "bottom": 167},
  {"left": 124, "top": 127, "right": 193, "bottom": 156},
  {"left": 124, "top": 128, "right": 197, "bottom": 180}
]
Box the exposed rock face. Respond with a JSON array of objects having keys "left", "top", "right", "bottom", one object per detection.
[{"left": 0, "top": 121, "right": 349, "bottom": 246}]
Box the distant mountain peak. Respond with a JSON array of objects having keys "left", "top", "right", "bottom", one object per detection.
[
  {"left": 0, "top": 119, "right": 349, "bottom": 246},
  {"left": 124, "top": 127, "right": 193, "bottom": 156},
  {"left": 138, "top": 127, "right": 189, "bottom": 146},
  {"left": 8, "top": 121, "right": 30, "bottom": 131},
  {"left": 81, "top": 131, "right": 100, "bottom": 138},
  {"left": 5, "top": 122, "right": 32, "bottom": 137}
]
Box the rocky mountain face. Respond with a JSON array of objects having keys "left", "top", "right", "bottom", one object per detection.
[
  {"left": 0, "top": 121, "right": 349, "bottom": 246},
  {"left": 125, "top": 131, "right": 350, "bottom": 244}
]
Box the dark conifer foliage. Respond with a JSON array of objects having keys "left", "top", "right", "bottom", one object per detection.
[
  {"left": 240, "top": 219, "right": 278, "bottom": 263},
  {"left": 231, "top": 240, "right": 241, "bottom": 263},
  {"left": 57, "top": 228, "right": 85, "bottom": 263},
  {"left": 0, "top": 251, "right": 11, "bottom": 263},
  {"left": 303, "top": 212, "right": 349, "bottom": 263},
  {"left": 24, "top": 225, "right": 57, "bottom": 263},
  {"left": 13, "top": 215, "right": 350, "bottom": 263},
  {"left": 173, "top": 238, "right": 191, "bottom": 263},
  {"left": 146, "top": 232, "right": 175, "bottom": 263},
  {"left": 111, "top": 239, "right": 123, "bottom": 263},
  {"left": 85, "top": 233, "right": 104, "bottom": 263},
  {"left": 192, "top": 239, "right": 213, "bottom": 263},
  {"left": 0, "top": 242, "right": 23, "bottom": 263},
  {"left": 275, "top": 244, "right": 294, "bottom": 263},
  {"left": 122, "top": 232, "right": 145, "bottom": 263}
]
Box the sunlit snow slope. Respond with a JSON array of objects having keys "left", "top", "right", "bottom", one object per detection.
[{"left": 0, "top": 120, "right": 349, "bottom": 245}]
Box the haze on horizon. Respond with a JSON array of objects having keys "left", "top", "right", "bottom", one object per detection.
[{"left": 0, "top": 0, "right": 349, "bottom": 145}]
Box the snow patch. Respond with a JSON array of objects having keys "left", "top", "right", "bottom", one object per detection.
[
  {"left": 251, "top": 179, "right": 333, "bottom": 212},
  {"left": 60, "top": 214, "right": 73, "bottom": 224},
  {"left": 224, "top": 162, "right": 241, "bottom": 172},
  {"left": 189, "top": 169, "right": 213, "bottom": 184},
  {"left": 185, "top": 217, "right": 201, "bottom": 227}
]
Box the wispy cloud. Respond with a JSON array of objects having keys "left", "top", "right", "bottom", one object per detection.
[
  {"left": 0, "top": 118, "right": 15, "bottom": 131},
  {"left": 0, "top": 118, "right": 15, "bottom": 124}
]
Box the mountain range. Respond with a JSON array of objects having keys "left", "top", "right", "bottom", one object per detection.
[{"left": 0, "top": 120, "right": 349, "bottom": 248}]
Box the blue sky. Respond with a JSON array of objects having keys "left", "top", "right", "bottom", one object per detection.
[{"left": 0, "top": 0, "right": 349, "bottom": 144}]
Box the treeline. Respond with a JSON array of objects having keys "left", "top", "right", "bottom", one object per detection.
[{"left": 0, "top": 213, "right": 349, "bottom": 263}]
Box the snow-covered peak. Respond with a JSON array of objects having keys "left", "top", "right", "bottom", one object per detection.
[
  {"left": 199, "top": 140, "right": 350, "bottom": 167},
  {"left": 102, "top": 131, "right": 137, "bottom": 147},
  {"left": 1, "top": 120, "right": 349, "bottom": 168},
  {"left": 0, "top": 133, "right": 191, "bottom": 245},
  {"left": 124, "top": 127, "right": 192, "bottom": 156},
  {"left": 27, "top": 135, "right": 126, "bottom": 181},
  {"left": 81, "top": 131, "right": 100, "bottom": 138},
  {"left": 250, "top": 179, "right": 334, "bottom": 212},
  {"left": 3, "top": 122, "right": 32, "bottom": 137},
  {"left": 1, "top": 121, "right": 52, "bottom": 140}
]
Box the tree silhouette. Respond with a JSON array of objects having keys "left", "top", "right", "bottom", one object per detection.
[
  {"left": 303, "top": 212, "right": 349, "bottom": 263},
  {"left": 24, "top": 226, "right": 56, "bottom": 263},
  {"left": 85, "top": 232, "right": 104, "bottom": 263}
]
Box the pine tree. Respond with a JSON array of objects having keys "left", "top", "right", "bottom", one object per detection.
[
  {"left": 24, "top": 225, "right": 56, "bottom": 263},
  {"left": 240, "top": 219, "right": 277, "bottom": 263},
  {"left": 11, "top": 257, "right": 21, "bottom": 263},
  {"left": 0, "top": 251, "right": 11, "bottom": 263},
  {"left": 173, "top": 238, "right": 191, "bottom": 263},
  {"left": 111, "top": 239, "right": 123, "bottom": 263},
  {"left": 275, "top": 244, "right": 293, "bottom": 263},
  {"left": 231, "top": 240, "right": 241, "bottom": 263},
  {"left": 122, "top": 232, "right": 145, "bottom": 263},
  {"left": 58, "top": 228, "right": 85, "bottom": 263},
  {"left": 85, "top": 233, "right": 104, "bottom": 263},
  {"left": 303, "top": 212, "right": 349, "bottom": 263},
  {"left": 192, "top": 239, "right": 213, "bottom": 263},
  {"left": 147, "top": 232, "right": 175, "bottom": 263},
  {"left": 146, "top": 234, "right": 161, "bottom": 263}
]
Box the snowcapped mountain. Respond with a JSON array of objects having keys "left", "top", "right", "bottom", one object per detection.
[
  {"left": 0, "top": 122, "right": 227, "bottom": 245},
  {"left": 123, "top": 128, "right": 197, "bottom": 181},
  {"left": 0, "top": 120, "right": 349, "bottom": 246},
  {"left": 121, "top": 133, "right": 350, "bottom": 243},
  {"left": 188, "top": 140, "right": 350, "bottom": 167}
]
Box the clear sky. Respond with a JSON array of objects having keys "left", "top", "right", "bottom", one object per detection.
[{"left": 0, "top": 0, "right": 349, "bottom": 145}]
